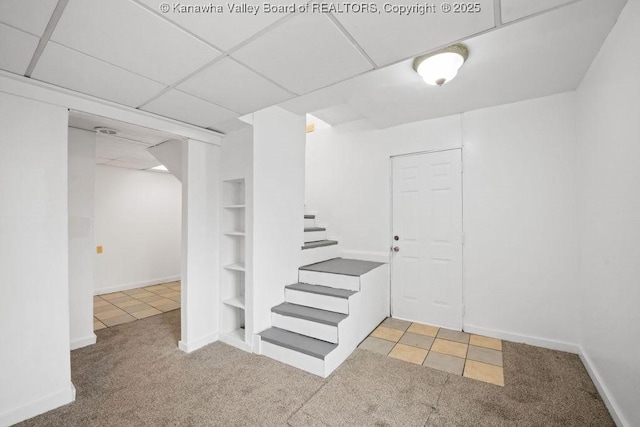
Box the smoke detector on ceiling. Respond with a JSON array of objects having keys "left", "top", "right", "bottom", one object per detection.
[{"left": 94, "top": 127, "right": 118, "bottom": 135}]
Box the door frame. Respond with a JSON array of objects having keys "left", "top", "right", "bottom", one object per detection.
[{"left": 388, "top": 147, "right": 465, "bottom": 329}]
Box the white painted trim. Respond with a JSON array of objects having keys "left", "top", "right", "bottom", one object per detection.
[
  {"left": 341, "top": 250, "right": 390, "bottom": 263},
  {"left": 219, "top": 334, "right": 253, "bottom": 353},
  {"left": 463, "top": 324, "right": 579, "bottom": 354},
  {"left": 0, "top": 71, "right": 223, "bottom": 144},
  {"left": 578, "top": 347, "right": 627, "bottom": 427},
  {"left": 298, "top": 270, "right": 360, "bottom": 291},
  {"left": 0, "top": 383, "right": 75, "bottom": 426},
  {"left": 94, "top": 276, "right": 181, "bottom": 295},
  {"left": 260, "top": 340, "right": 325, "bottom": 377},
  {"left": 70, "top": 334, "right": 97, "bottom": 350},
  {"left": 178, "top": 332, "right": 218, "bottom": 353}
]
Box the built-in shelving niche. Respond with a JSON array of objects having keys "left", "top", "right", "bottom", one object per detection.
[{"left": 220, "top": 178, "right": 250, "bottom": 351}]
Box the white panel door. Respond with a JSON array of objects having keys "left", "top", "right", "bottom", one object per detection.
[{"left": 391, "top": 150, "right": 463, "bottom": 330}]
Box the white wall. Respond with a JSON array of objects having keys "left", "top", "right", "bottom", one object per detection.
[
  {"left": 93, "top": 165, "right": 181, "bottom": 294},
  {"left": 576, "top": 0, "right": 640, "bottom": 425},
  {"left": 0, "top": 92, "right": 74, "bottom": 425},
  {"left": 253, "top": 107, "right": 306, "bottom": 333},
  {"left": 462, "top": 93, "right": 579, "bottom": 349},
  {"left": 68, "top": 128, "right": 97, "bottom": 350},
  {"left": 179, "top": 139, "right": 221, "bottom": 352},
  {"left": 306, "top": 92, "right": 579, "bottom": 350}
]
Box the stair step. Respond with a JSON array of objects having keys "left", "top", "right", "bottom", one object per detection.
[
  {"left": 304, "top": 227, "right": 326, "bottom": 232},
  {"left": 272, "top": 302, "right": 347, "bottom": 326},
  {"left": 304, "top": 214, "right": 315, "bottom": 219},
  {"left": 300, "top": 258, "right": 385, "bottom": 277},
  {"left": 302, "top": 240, "right": 338, "bottom": 250},
  {"left": 286, "top": 282, "right": 356, "bottom": 299},
  {"left": 260, "top": 327, "right": 337, "bottom": 360}
]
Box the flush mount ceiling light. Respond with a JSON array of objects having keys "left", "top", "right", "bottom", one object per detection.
[
  {"left": 413, "top": 44, "right": 469, "bottom": 86},
  {"left": 94, "top": 126, "right": 118, "bottom": 135}
]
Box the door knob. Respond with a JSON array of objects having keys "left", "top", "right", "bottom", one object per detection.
[
  {"left": 393, "top": 246, "right": 400, "bottom": 252},
  {"left": 394, "top": 235, "right": 399, "bottom": 241}
]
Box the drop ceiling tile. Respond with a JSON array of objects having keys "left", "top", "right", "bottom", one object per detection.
[
  {"left": 51, "top": 0, "right": 220, "bottom": 84},
  {"left": 0, "top": 23, "right": 38, "bottom": 75},
  {"left": 0, "top": 0, "right": 57, "bottom": 36},
  {"left": 136, "top": 0, "right": 306, "bottom": 51},
  {"left": 106, "top": 159, "right": 158, "bottom": 170},
  {"left": 142, "top": 89, "right": 238, "bottom": 128},
  {"left": 32, "top": 42, "right": 167, "bottom": 107},
  {"left": 501, "top": 0, "right": 574, "bottom": 23},
  {"left": 231, "top": 13, "right": 373, "bottom": 94},
  {"left": 115, "top": 154, "right": 157, "bottom": 165},
  {"left": 177, "top": 58, "right": 294, "bottom": 114},
  {"left": 210, "top": 118, "right": 251, "bottom": 134},
  {"left": 96, "top": 137, "right": 153, "bottom": 159},
  {"left": 333, "top": 0, "right": 495, "bottom": 66}
]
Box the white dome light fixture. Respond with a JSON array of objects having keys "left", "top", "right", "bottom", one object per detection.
[{"left": 413, "top": 44, "right": 469, "bottom": 86}]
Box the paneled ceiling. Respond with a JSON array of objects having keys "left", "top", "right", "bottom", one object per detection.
[
  {"left": 0, "top": 0, "right": 628, "bottom": 134},
  {"left": 69, "top": 110, "right": 179, "bottom": 170}
]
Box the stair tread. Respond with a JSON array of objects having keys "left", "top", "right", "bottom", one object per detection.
[
  {"left": 272, "top": 302, "right": 347, "bottom": 326},
  {"left": 301, "top": 240, "right": 338, "bottom": 250},
  {"left": 304, "top": 227, "right": 326, "bottom": 232},
  {"left": 286, "top": 282, "right": 357, "bottom": 299},
  {"left": 304, "top": 214, "right": 315, "bottom": 219},
  {"left": 260, "top": 327, "right": 337, "bottom": 360},
  {"left": 300, "top": 257, "right": 386, "bottom": 277}
]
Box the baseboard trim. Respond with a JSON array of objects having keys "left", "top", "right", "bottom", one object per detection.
[
  {"left": 578, "top": 347, "right": 627, "bottom": 427},
  {"left": 178, "top": 332, "right": 218, "bottom": 353},
  {"left": 94, "top": 275, "right": 181, "bottom": 296},
  {"left": 463, "top": 324, "right": 579, "bottom": 354},
  {"left": 341, "top": 249, "right": 389, "bottom": 263},
  {"left": 70, "top": 333, "right": 97, "bottom": 350},
  {"left": 0, "top": 383, "right": 75, "bottom": 426}
]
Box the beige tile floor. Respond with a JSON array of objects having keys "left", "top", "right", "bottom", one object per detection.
[
  {"left": 94, "top": 281, "right": 181, "bottom": 330},
  {"left": 359, "top": 317, "right": 504, "bottom": 386}
]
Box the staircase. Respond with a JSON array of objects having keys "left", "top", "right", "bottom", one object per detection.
[{"left": 258, "top": 214, "right": 389, "bottom": 378}]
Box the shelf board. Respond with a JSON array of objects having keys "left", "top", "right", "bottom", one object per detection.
[
  {"left": 223, "top": 296, "right": 245, "bottom": 309},
  {"left": 224, "top": 204, "right": 245, "bottom": 209},
  {"left": 224, "top": 263, "right": 245, "bottom": 272},
  {"left": 224, "top": 231, "right": 245, "bottom": 237}
]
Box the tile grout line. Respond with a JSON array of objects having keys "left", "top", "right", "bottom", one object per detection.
[
  {"left": 365, "top": 318, "right": 504, "bottom": 386},
  {"left": 94, "top": 283, "right": 181, "bottom": 328}
]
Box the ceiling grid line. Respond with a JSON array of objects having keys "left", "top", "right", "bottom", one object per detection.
[
  {"left": 129, "top": 0, "right": 226, "bottom": 53},
  {"left": 133, "top": 6, "right": 301, "bottom": 109},
  {"left": 493, "top": 0, "right": 503, "bottom": 27},
  {"left": 24, "top": 0, "right": 70, "bottom": 77},
  {"left": 43, "top": 40, "right": 172, "bottom": 88},
  {"left": 324, "top": 13, "right": 378, "bottom": 69}
]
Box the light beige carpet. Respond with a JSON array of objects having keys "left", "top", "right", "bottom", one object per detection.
[{"left": 19, "top": 310, "right": 613, "bottom": 426}]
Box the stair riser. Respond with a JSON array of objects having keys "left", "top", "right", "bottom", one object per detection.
[
  {"left": 304, "top": 218, "right": 315, "bottom": 228},
  {"left": 298, "top": 270, "right": 360, "bottom": 292},
  {"left": 285, "top": 289, "right": 349, "bottom": 315},
  {"left": 260, "top": 340, "right": 326, "bottom": 377},
  {"left": 271, "top": 313, "right": 339, "bottom": 343},
  {"left": 303, "top": 230, "right": 327, "bottom": 243},
  {"left": 300, "top": 244, "right": 340, "bottom": 266}
]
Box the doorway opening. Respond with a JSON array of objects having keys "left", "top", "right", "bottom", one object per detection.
[{"left": 68, "top": 110, "right": 184, "bottom": 344}]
